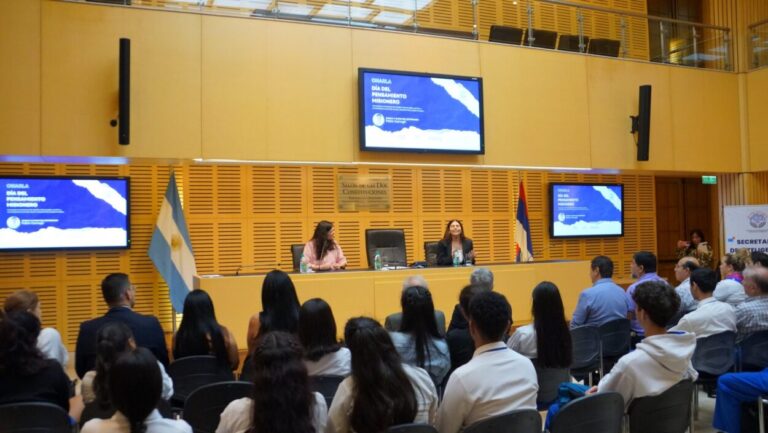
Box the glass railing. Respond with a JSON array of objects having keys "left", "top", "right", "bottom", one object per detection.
[
  {"left": 749, "top": 19, "right": 768, "bottom": 69},
  {"left": 67, "top": 0, "right": 733, "bottom": 71}
]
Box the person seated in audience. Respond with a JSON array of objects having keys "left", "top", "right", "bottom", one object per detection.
[
  {"left": 246, "top": 270, "right": 301, "bottom": 352},
  {"left": 670, "top": 268, "right": 736, "bottom": 339},
  {"left": 508, "top": 282, "right": 572, "bottom": 370},
  {"left": 0, "top": 310, "right": 81, "bottom": 421},
  {"left": 586, "top": 280, "right": 698, "bottom": 411},
  {"left": 675, "top": 228, "right": 713, "bottom": 268},
  {"left": 327, "top": 317, "right": 437, "bottom": 433},
  {"left": 82, "top": 322, "right": 173, "bottom": 406},
  {"left": 446, "top": 284, "right": 490, "bottom": 377},
  {"left": 302, "top": 220, "right": 347, "bottom": 271},
  {"left": 712, "top": 367, "right": 768, "bottom": 433},
  {"left": 673, "top": 257, "right": 699, "bottom": 315},
  {"left": 298, "top": 298, "right": 351, "bottom": 376},
  {"left": 735, "top": 265, "right": 768, "bottom": 342},
  {"left": 4, "top": 289, "right": 68, "bottom": 369},
  {"left": 570, "top": 256, "right": 630, "bottom": 328},
  {"left": 751, "top": 251, "right": 768, "bottom": 268},
  {"left": 447, "top": 268, "right": 494, "bottom": 332},
  {"left": 81, "top": 347, "right": 191, "bottom": 433},
  {"left": 75, "top": 273, "right": 169, "bottom": 378},
  {"left": 436, "top": 219, "right": 475, "bottom": 266},
  {"left": 714, "top": 248, "right": 751, "bottom": 306},
  {"left": 217, "top": 332, "right": 327, "bottom": 433},
  {"left": 437, "top": 292, "right": 537, "bottom": 433},
  {"left": 172, "top": 289, "right": 239, "bottom": 370},
  {"left": 626, "top": 251, "right": 665, "bottom": 340},
  {"left": 385, "top": 276, "right": 446, "bottom": 333},
  {"left": 389, "top": 285, "right": 450, "bottom": 386}
]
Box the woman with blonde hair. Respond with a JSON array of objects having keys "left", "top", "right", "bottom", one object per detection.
[{"left": 714, "top": 248, "right": 751, "bottom": 306}]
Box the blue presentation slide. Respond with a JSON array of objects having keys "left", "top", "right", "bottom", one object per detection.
[
  {"left": 0, "top": 178, "right": 129, "bottom": 250},
  {"left": 552, "top": 184, "right": 623, "bottom": 237},
  {"left": 360, "top": 70, "right": 483, "bottom": 153}
]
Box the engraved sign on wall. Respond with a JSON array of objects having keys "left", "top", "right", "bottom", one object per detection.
[{"left": 338, "top": 175, "right": 391, "bottom": 211}]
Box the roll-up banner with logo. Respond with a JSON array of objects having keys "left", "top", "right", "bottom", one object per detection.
[{"left": 724, "top": 205, "right": 768, "bottom": 253}]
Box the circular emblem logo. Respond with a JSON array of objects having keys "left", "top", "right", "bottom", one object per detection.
[
  {"left": 749, "top": 212, "right": 767, "bottom": 229},
  {"left": 372, "top": 113, "right": 385, "bottom": 127},
  {"left": 558, "top": 212, "right": 566, "bottom": 222},
  {"left": 6, "top": 216, "right": 20, "bottom": 230}
]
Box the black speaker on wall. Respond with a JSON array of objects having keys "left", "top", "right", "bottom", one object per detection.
[
  {"left": 118, "top": 38, "right": 130, "bottom": 145},
  {"left": 631, "top": 84, "right": 651, "bottom": 161}
]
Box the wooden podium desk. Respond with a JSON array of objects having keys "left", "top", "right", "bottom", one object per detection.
[{"left": 194, "top": 260, "right": 591, "bottom": 348}]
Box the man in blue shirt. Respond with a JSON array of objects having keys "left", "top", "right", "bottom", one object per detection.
[
  {"left": 571, "top": 256, "right": 630, "bottom": 328},
  {"left": 626, "top": 251, "right": 665, "bottom": 338}
]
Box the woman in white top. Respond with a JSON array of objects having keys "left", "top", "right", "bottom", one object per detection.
[
  {"left": 714, "top": 249, "right": 750, "bottom": 306},
  {"left": 327, "top": 317, "right": 437, "bottom": 433},
  {"left": 81, "top": 347, "right": 192, "bottom": 433},
  {"left": 217, "top": 332, "right": 327, "bottom": 433},
  {"left": 3, "top": 290, "right": 68, "bottom": 368},
  {"left": 299, "top": 298, "right": 351, "bottom": 377}
]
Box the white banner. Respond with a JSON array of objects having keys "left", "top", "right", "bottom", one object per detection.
[{"left": 724, "top": 205, "right": 768, "bottom": 253}]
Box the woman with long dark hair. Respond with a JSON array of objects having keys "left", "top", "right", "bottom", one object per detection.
[
  {"left": 508, "top": 281, "right": 572, "bottom": 368},
  {"left": 436, "top": 220, "right": 475, "bottom": 266},
  {"left": 247, "top": 270, "right": 301, "bottom": 352},
  {"left": 299, "top": 298, "right": 351, "bottom": 376},
  {"left": 327, "top": 317, "right": 437, "bottom": 433},
  {"left": 676, "top": 229, "right": 713, "bottom": 268},
  {"left": 217, "top": 332, "right": 327, "bottom": 433},
  {"left": 81, "top": 347, "right": 191, "bottom": 433},
  {"left": 4, "top": 289, "right": 68, "bottom": 368},
  {"left": 390, "top": 286, "right": 450, "bottom": 385},
  {"left": 302, "top": 220, "right": 347, "bottom": 271},
  {"left": 173, "top": 289, "right": 239, "bottom": 370}
]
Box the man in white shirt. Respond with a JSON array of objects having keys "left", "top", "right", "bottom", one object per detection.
[
  {"left": 673, "top": 257, "right": 699, "bottom": 314},
  {"left": 436, "top": 291, "right": 537, "bottom": 433},
  {"left": 671, "top": 268, "right": 736, "bottom": 339}
]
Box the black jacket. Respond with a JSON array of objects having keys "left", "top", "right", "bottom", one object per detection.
[{"left": 436, "top": 238, "right": 474, "bottom": 266}]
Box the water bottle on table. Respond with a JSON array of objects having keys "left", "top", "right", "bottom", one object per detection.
[
  {"left": 374, "top": 250, "right": 382, "bottom": 270},
  {"left": 453, "top": 250, "right": 461, "bottom": 267}
]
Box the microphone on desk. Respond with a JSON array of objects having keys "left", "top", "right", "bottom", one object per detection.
[{"left": 234, "top": 263, "right": 283, "bottom": 276}]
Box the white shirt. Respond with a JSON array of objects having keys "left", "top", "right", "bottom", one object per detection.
[
  {"left": 82, "top": 409, "right": 191, "bottom": 433},
  {"left": 506, "top": 324, "right": 536, "bottom": 359},
  {"left": 305, "top": 348, "right": 351, "bottom": 377},
  {"left": 670, "top": 297, "right": 736, "bottom": 339},
  {"left": 436, "top": 342, "right": 537, "bottom": 433},
  {"left": 216, "top": 392, "right": 327, "bottom": 433},
  {"left": 675, "top": 278, "right": 698, "bottom": 313},
  {"left": 326, "top": 363, "right": 437, "bottom": 433},
  {"left": 81, "top": 361, "right": 174, "bottom": 404},
  {"left": 714, "top": 279, "right": 747, "bottom": 306},
  {"left": 38, "top": 327, "right": 68, "bottom": 369}
]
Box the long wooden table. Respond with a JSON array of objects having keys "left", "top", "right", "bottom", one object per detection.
[{"left": 194, "top": 260, "right": 592, "bottom": 348}]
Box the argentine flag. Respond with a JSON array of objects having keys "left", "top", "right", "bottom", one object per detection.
[
  {"left": 149, "top": 172, "right": 197, "bottom": 313},
  {"left": 515, "top": 180, "right": 534, "bottom": 262}
]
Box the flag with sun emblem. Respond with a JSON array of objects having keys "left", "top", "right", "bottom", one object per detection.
[{"left": 149, "top": 172, "right": 197, "bottom": 312}]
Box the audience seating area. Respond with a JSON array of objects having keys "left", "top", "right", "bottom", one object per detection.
[{"left": 488, "top": 25, "right": 621, "bottom": 57}]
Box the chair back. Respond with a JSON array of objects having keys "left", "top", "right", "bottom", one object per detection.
[
  {"left": 387, "top": 424, "right": 439, "bottom": 433},
  {"left": 489, "top": 25, "right": 524, "bottom": 45},
  {"left": 570, "top": 325, "right": 601, "bottom": 371},
  {"left": 533, "top": 361, "right": 571, "bottom": 406},
  {"left": 599, "top": 319, "right": 631, "bottom": 358},
  {"left": 558, "top": 35, "right": 590, "bottom": 52},
  {"left": 183, "top": 381, "right": 254, "bottom": 433},
  {"left": 628, "top": 380, "right": 694, "bottom": 433},
  {"left": 738, "top": 330, "right": 768, "bottom": 371},
  {"left": 550, "top": 392, "right": 624, "bottom": 433},
  {"left": 291, "top": 244, "right": 304, "bottom": 271},
  {"left": 0, "top": 402, "right": 71, "bottom": 433},
  {"left": 588, "top": 38, "right": 621, "bottom": 57},
  {"left": 692, "top": 331, "right": 736, "bottom": 376},
  {"left": 385, "top": 310, "right": 447, "bottom": 336},
  {"left": 365, "top": 229, "right": 407, "bottom": 268},
  {"left": 523, "top": 28, "right": 558, "bottom": 49},
  {"left": 463, "top": 409, "right": 541, "bottom": 433},
  {"left": 423, "top": 242, "right": 439, "bottom": 267},
  {"left": 310, "top": 375, "right": 346, "bottom": 408},
  {"left": 168, "top": 355, "right": 235, "bottom": 407}
]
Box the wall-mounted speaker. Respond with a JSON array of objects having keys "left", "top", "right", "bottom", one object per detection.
[
  {"left": 631, "top": 84, "right": 651, "bottom": 161},
  {"left": 118, "top": 38, "right": 130, "bottom": 145}
]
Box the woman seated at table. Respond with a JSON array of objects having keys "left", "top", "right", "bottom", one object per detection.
[
  {"left": 436, "top": 220, "right": 475, "bottom": 266},
  {"left": 675, "top": 229, "right": 713, "bottom": 268},
  {"left": 302, "top": 221, "right": 347, "bottom": 271}
]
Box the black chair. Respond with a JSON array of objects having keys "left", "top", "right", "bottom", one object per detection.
[
  {"left": 423, "top": 241, "right": 439, "bottom": 267},
  {"left": 523, "top": 28, "right": 558, "bottom": 49},
  {"left": 183, "top": 381, "right": 254, "bottom": 433},
  {"left": 385, "top": 310, "right": 446, "bottom": 336},
  {"left": 570, "top": 325, "right": 601, "bottom": 386},
  {"left": 738, "top": 330, "right": 768, "bottom": 371},
  {"left": 387, "top": 424, "right": 438, "bottom": 433},
  {"left": 310, "top": 374, "right": 345, "bottom": 409},
  {"left": 549, "top": 392, "right": 624, "bottom": 433},
  {"left": 558, "top": 34, "right": 589, "bottom": 52},
  {"left": 598, "top": 318, "right": 631, "bottom": 376},
  {"left": 291, "top": 243, "right": 304, "bottom": 271},
  {"left": 628, "top": 380, "right": 694, "bottom": 433},
  {"left": 463, "top": 409, "right": 541, "bottom": 433},
  {"left": 533, "top": 360, "right": 571, "bottom": 409},
  {"left": 167, "top": 355, "right": 235, "bottom": 408},
  {"left": 489, "top": 25, "right": 524, "bottom": 45},
  {"left": 692, "top": 331, "right": 736, "bottom": 414},
  {"left": 588, "top": 38, "right": 621, "bottom": 57},
  {"left": 0, "top": 402, "right": 71, "bottom": 433},
  {"left": 365, "top": 229, "right": 407, "bottom": 268}
]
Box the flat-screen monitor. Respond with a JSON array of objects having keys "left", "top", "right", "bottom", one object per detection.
[
  {"left": 550, "top": 183, "right": 624, "bottom": 238},
  {"left": 358, "top": 68, "right": 484, "bottom": 154},
  {"left": 0, "top": 176, "right": 130, "bottom": 251}
]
